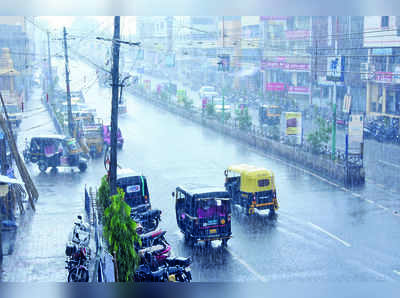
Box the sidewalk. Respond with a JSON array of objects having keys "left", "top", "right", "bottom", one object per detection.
[{"left": 0, "top": 86, "right": 86, "bottom": 282}]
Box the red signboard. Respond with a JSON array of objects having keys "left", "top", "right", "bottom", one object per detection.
[
  {"left": 374, "top": 71, "right": 393, "bottom": 83},
  {"left": 285, "top": 30, "right": 310, "bottom": 40},
  {"left": 288, "top": 86, "right": 310, "bottom": 94},
  {"left": 260, "top": 16, "right": 288, "bottom": 21},
  {"left": 266, "top": 82, "right": 285, "bottom": 91},
  {"left": 261, "top": 60, "right": 310, "bottom": 71}
]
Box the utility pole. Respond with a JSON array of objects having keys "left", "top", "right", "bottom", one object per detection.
[
  {"left": 63, "top": 27, "right": 74, "bottom": 137},
  {"left": 222, "top": 16, "right": 225, "bottom": 124},
  {"left": 109, "top": 16, "right": 121, "bottom": 196},
  {"left": 47, "top": 31, "right": 53, "bottom": 98},
  {"left": 331, "top": 35, "right": 338, "bottom": 161}
]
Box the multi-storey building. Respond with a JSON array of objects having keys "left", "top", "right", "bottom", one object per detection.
[
  {"left": 363, "top": 16, "right": 400, "bottom": 120},
  {"left": 260, "top": 16, "right": 312, "bottom": 109}
]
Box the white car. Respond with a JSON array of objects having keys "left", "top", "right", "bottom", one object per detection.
[{"left": 199, "top": 86, "right": 217, "bottom": 99}]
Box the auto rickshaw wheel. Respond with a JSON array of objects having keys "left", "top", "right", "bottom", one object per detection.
[
  {"left": 50, "top": 167, "right": 58, "bottom": 174},
  {"left": 221, "top": 239, "right": 228, "bottom": 248},
  {"left": 78, "top": 162, "right": 87, "bottom": 172},
  {"left": 38, "top": 161, "right": 48, "bottom": 173}
]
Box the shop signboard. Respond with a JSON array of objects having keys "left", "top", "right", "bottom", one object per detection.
[
  {"left": 326, "top": 56, "right": 345, "bottom": 82},
  {"left": 288, "top": 86, "right": 310, "bottom": 95},
  {"left": 374, "top": 71, "right": 393, "bottom": 83},
  {"left": 266, "top": 82, "right": 285, "bottom": 91},
  {"left": 348, "top": 114, "right": 364, "bottom": 154},
  {"left": 285, "top": 30, "right": 310, "bottom": 40}
]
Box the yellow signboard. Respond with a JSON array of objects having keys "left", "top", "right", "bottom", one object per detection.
[{"left": 285, "top": 112, "right": 301, "bottom": 136}]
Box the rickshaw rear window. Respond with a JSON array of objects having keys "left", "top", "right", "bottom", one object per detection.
[{"left": 258, "top": 179, "right": 270, "bottom": 187}]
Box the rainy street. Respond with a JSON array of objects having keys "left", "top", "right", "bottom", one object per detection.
[{"left": 2, "top": 53, "right": 400, "bottom": 282}]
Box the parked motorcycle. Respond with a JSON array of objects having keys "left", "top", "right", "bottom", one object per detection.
[
  {"left": 65, "top": 243, "right": 89, "bottom": 282},
  {"left": 131, "top": 208, "right": 162, "bottom": 232}
]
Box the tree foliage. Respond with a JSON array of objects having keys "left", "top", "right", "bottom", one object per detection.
[
  {"left": 97, "top": 175, "right": 111, "bottom": 211},
  {"left": 306, "top": 117, "right": 331, "bottom": 153},
  {"left": 103, "top": 188, "right": 141, "bottom": 282},
  {"left": 236, "top": 107, "right": 252, "bottom": 130}
]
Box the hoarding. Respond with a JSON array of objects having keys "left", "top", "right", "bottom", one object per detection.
[
  {"left": 281, "top": 112, "right": 303, "bottom": 145},
  {"left": 348, "top": 114, "right": 364, "bottom": 154},
  {"left": 326, "top": 56, "right": 345, "bottom": 82}
]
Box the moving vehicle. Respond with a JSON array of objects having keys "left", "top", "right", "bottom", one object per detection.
[
  {"left": 173, "top": 186, "right": 232, "bottom": 247},
  {"left": 258, "top": 105, "right": 281, "bottom": 125},
  {"left": 4, "top": 104, "right": 22, "bottom": 127},
  {"left": 81, "top": 122, "right": 104, "bottom": 158},
  {"left": 27, "top": 135, "right": 88, "bottom": 173},
  {"left": 103, "top": 125, "right": 124, "bottom": 149},
  {"left": 224, "top": 164, "right": 278, "bottom": 216}
]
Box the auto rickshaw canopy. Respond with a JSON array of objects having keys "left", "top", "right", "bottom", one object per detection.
[{"left": 226, "top": 164, "right": 275, "bottom": 193}]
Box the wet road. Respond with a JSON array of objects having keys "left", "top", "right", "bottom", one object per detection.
[
  {"left": 130, "top": 68, "right": 400, "bottom": 193},
  {"left": 2, "top": 56, "right": 400, "bottom": 282}
]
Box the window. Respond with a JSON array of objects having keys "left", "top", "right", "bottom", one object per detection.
[
  {"left": 258, "top": 179, "right": 270, "bottom": 187},
  {"left": 381, "top": 16, "right": 389, "bottom": 28}
]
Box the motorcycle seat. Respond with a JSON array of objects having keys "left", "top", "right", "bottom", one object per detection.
[
  {"left": 151, "top": 268, "right": 165, "bottom": 279},
  {"left": 166, "top": 256, "right": 192, "bottom": 267},
  {"left": 142, "top": 209, "right": 161, "bottom": 218}
]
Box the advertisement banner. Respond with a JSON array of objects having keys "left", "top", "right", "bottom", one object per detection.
[
  {"left": 326, "top": 56, "right": 345, "bottom": 82},
  {"left": 343, "top": 95, "right": 352, "bottom": 113},
  {"left": 348, "top": 114, "right": 364, "bottom": 154},
  {"left": 266, "top": 82, "right": 285, "bottom": 91},
  {"left": 281, "top": 112, "right": 303, "bottom": 145},
  {"left": 285, "top": 30, "right": 310, "bottom": 40},
  {"left": 287, "top": 86, "right": 310, "bottom": 94},
  {"left": 374, "top": 71, "right": 393, "bottom": 83}
]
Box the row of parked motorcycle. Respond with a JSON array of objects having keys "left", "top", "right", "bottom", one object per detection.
[
  {"left": 363, "top": 119, "right": 400, "bottom": 143},
  {"left": 65, "top": 215, "right": 91, "bottom": 282},
  {"left": 130, "top": 204, "right": 192, "bottom": 282}
]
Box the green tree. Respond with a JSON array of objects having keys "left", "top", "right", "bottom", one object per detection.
[
  {"left": 206, "top": 103, "right": 215, "bottom": 117},
  {"left": 97, "top": 175, "right": 111, "bottom": 211},
  {"left": 236, "top": 108, "right": 252, "bottom": 130},
  {"left": 306, "top": 117, "right": 331, "bottom": 153},
  {"left": 103, "top": 189, "right": 141, "bottom": 282}
]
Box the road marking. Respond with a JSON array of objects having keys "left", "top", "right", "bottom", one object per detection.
[
  {"left": 376, "top": 204, "right": 388, "bottom": 210},
  {"left": 341, "top": 187, "right": 349, "bottom": 192},
  {"left": 308, "top": 222, "right": 351, "bottom": 247},
  {"left": 225, "top": 247, "right": 266, "bottom": 282},
  {"left": 394, "top": 270, "right": 400, "bottom": 276},
  {"left": 351, "top": 192, "right": 361, "bottom": 197},
  {"left": 364, "top": 199, "right": 374, "bottom": 204},
  {"left": 378, "top": 160, "right": 400, "bottom": 170}
]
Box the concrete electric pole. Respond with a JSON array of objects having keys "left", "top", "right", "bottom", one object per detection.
[
  {"left": 63, "top": 27, "right": 74, "bottom": 137},
  {"left": 109, "top": 16, "right": 121, "bottom": 196}
]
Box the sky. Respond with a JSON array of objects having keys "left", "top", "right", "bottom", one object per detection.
[{"left": 38, "top": 16, "right": 136, "bottom": 35}]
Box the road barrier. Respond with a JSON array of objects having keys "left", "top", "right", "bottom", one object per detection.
[{"left": 129, "top": 87, "right": 365, "bottom": 187}]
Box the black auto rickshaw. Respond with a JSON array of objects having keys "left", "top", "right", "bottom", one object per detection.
[
  {"left": 116, "top": 168, "right": 151, "bottom": 210},
  {"left": 27, "top": 135, "right": 88, "bottom": 173},
  {"left": 172, "top": 186, "right": 232, "bottom": 247},
  {"left": 117, "top": 168, "right": 161, "bottom": 231}
]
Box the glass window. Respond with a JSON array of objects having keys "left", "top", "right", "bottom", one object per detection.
[
  {"left": 258, "top": 179, "right": 270, "bottom": 187},
  {"left": 381, "top": 16, "right": 389, "bottom": 28}
]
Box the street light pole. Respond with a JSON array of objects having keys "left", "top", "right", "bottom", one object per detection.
[
  {"left": 222, "top": 16, "right": 225, "bottom": 124},
  {"left": 109, "top": 16, "right": 121, "bottom": 196}
]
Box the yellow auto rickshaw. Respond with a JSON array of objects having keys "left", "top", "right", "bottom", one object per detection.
[{"left": 224, "top": 164, "right": 278, "bottom": 216}]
